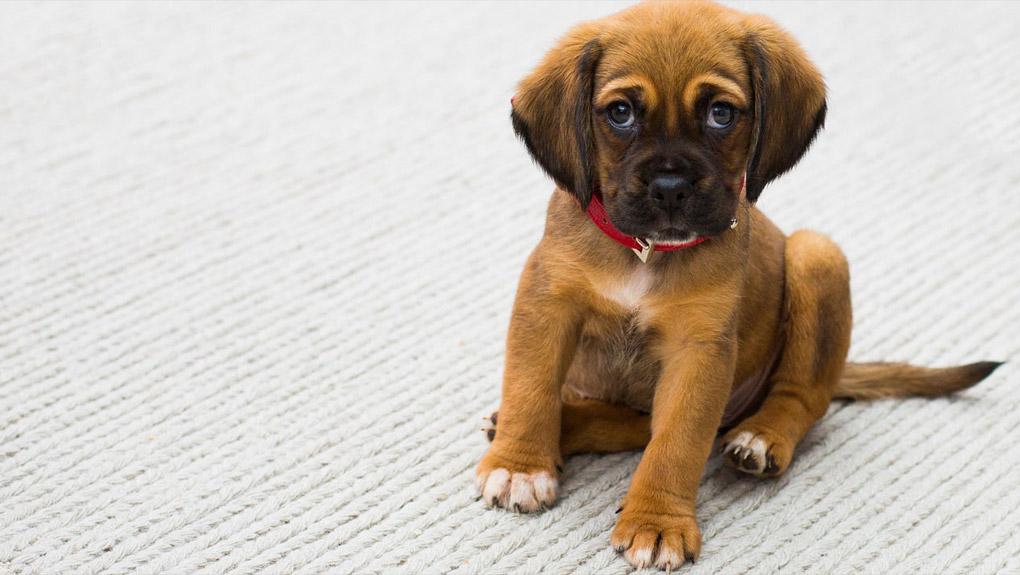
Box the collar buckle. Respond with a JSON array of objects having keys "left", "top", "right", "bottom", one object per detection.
[{"left": 632, "top": 238, "right": 655, "bottom": 263}]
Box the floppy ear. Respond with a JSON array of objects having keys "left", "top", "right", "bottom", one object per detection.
[
  {"left": 742, "top": 15, "right": 827, "bottom": 203},
  {"left": 511, "top": 23, "right": 603, "bottom": 209}
]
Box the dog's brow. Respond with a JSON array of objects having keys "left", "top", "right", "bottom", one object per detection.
[
  {"left": 603, "top": 68, "right": 636, "bottom": 85},
  {"left": 596, "top": 75, "right": 658, "bottom": 110},
  {"left": 682, "top": 73, "right": 748, "bottom": 112}
]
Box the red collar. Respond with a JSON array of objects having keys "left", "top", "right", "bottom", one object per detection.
[{"left": 584, "top": 174, "right": 744, "bottom": 262}]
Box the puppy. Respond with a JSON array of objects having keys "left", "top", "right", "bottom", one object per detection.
[{"left": 476, "top": 1, "right": 1001, "bottom": 570}]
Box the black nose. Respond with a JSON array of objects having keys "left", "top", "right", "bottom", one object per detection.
[{"left": 648, "top": 173, "right": 693, "bottom": 212}]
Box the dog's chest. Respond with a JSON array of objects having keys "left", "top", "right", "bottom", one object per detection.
[
  {"left": 566, "top": 268, "right": 662, "bottom": 410},
  {"left": 598, "top": 266, "right": 655, "bottom": 312}
]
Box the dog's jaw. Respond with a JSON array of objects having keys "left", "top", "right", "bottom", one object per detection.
[{"left": 650, "top": 230, "right": 700, "bottom": 246}]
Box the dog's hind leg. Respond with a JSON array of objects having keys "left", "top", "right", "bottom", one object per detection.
[
  {"left": 721, "top": 230, "right": 852, "bottom": 477},
  {"left": 485, "top": 398, "right": 650, "bottom": 456}
]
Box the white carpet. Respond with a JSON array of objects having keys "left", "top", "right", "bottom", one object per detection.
[{"left": 1, "top": 2, "right": 1018, "bottom": 574}]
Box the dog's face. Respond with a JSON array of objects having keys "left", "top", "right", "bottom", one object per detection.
[
  {"left": 512, "top": 1, "right": 827, "bottom": 242},
  {"left": 587, "top": 19, "right": 757, "bottom": 242}
]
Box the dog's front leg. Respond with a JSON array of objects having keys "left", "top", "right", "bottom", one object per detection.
[
  {"left": 612, "top": 337, "right": 735, "bottom": 569},
  {"left": 475, "top": 256, "right": 579, "bottom": 512}
]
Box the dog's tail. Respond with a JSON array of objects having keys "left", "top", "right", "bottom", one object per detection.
[{"left": 833, "top": 361, "right": 1004, "bottom": 400}]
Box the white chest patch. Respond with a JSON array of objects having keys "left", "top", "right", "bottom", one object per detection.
[{"left": 599, "top": 266, "right": 654, "bottom": 310}]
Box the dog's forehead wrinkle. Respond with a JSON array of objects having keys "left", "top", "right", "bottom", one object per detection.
[{"left": 599, "top": 57, "right": 746, "bottom": 133}]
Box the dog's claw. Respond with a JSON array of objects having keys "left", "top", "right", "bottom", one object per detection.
[
  {"left": 741, "top": 452, "right": 756, "bottom": 470},
  {"left": 722, "top": 429, "right": 791, "bottom": 477},
  {"left": 483, "top": 412, "right": 498, "bottom": 443}
]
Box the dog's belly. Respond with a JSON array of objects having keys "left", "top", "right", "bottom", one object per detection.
[
  {"left": 564, "top": 308, "right": 780, "bottom": 427},
  {"left": 564, "top": 312, "right": 660, "bottom": 412}
]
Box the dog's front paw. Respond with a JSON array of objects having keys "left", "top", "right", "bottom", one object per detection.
[
  {"left": 720, "top": 426, "right": 792, "bottom": 477},
  {"left": 475, "top": 467, "right": 557, "bottom": 512},
  {"left": 611, "top": 507, "right": 701, "bottom": 570},
  {"left": 475, "top": 443, "right": 559, "bottom": 512}
]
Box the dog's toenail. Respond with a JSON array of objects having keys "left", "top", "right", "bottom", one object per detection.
[
  {"left": 486, "top": 428, "right": 495, "bottom": 442},
  {"left": 490, "top": 412, "right": 498, "bottom": 424}
]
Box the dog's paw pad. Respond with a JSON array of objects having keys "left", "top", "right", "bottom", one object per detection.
[
  {"left": 475, "top": 468, "right": 557, "bottom": 512},
  {"left": 721, "top": 430, "right": 787, "bottom": 477}
]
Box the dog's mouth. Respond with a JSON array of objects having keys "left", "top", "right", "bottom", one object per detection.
[{"left": 647, "top": 227, "right": 700, "bottom": 246}]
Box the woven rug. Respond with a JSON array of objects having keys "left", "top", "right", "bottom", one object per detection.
[{"left": 1, "top": 2, "right": 1018, "bottom": 573}]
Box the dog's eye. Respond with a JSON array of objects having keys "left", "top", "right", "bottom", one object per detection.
[
  {"left": 607, "top": 101, "right": 635, "bottom": 129},
  {"left": 707, "top": 103, "right": 735, "bottom": 129}
]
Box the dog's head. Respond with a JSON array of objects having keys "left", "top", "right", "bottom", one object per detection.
[{"left": 511, "top": 1, "right": 826, "bottom": 244}]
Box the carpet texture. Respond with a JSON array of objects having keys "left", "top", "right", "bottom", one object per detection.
[{"left": 1, "top": 2, "right": 1018, "bottom": 574}]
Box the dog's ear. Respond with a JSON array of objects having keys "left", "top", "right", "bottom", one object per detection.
[
  {"left": 742, "top": 15, "right": 827, "bottom": 203},
  {"left": 511, "top": 23, "right": 603, "bottom": 209}
]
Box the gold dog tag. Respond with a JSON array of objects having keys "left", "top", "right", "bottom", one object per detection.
[{"left": 632, "top": 238, "right": 655, "bottom": 263}]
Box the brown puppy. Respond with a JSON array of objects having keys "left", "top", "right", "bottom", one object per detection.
[{"left": 476, "top": 1, "right": 1001, "bottom": 570}]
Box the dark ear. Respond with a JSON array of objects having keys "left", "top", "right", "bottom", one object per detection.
[
  {"left": 511, "top": 23, "right": 602, "bottom": 209},
  {"left": 742, "top": 15, "right": 827, "bottom": 203}
]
